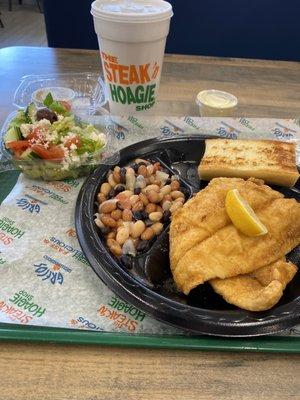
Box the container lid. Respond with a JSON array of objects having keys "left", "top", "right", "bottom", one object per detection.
[
  {"left": 91, "top": 0, "right": 173, "bottom": 23},
  {"left": 13, "top": 73, "right": 107, "bottom": 110},
  {"left": 196, "top": 89, "right": 238, "bottom": 109}
]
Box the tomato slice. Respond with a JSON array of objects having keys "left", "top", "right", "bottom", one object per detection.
[
  {"left": 27, "top": 128, "right": 45, "bottom": 143},
  {"left": 64, "top": 136, "right": 81, "bottom": 149},
  {"left": 13, "top": 150, "right": 24, "bottom": 160},
  {"left": 59, "top": 100, "right": 71, "bottom": 112},
  {"left": 31, "top": 144, "right": 65, "bottom": 160},
  {"left": 6, "top": 140, "right": 30, "bottom": 151}
]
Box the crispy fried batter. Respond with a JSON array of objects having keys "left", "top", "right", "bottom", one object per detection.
[
  {"left": 170, "top": 177, "right": 283, "bottom": 271},
  {"left": 169, "top": 177, "right": 300, "bottom": 295},
  {"left": 210, "top": 258, "right": 297, "bottom": 311}
]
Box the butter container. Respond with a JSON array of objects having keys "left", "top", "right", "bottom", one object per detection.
[{"left": 196, "top": 89, "right": 238, "bottom": 117}]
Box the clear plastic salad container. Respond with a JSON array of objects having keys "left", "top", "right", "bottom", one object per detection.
[
  {"left": 0, "top": 107, "right": 118, "bottom": 181},
  {"left": 0, "top": 72, "right": 120, "bottom": 181}
]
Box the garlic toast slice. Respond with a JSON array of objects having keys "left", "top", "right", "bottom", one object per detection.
[{"left": 198, "top": 139, "right": 299, "bottom": 187}]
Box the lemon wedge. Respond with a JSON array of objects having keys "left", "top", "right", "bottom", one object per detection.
[{"left": 225, "top": 189, "right": 268, "bottom": 237}]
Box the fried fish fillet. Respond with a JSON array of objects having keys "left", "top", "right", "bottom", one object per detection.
[
  {"left": 198, "top": 139, "right": 299, "bottom": 187},
  {"left": 210, "top": 258, "right": 297, "bottom": 311},
  {"left": 169, "top": 177, "right": 300, "bottom": 295}
]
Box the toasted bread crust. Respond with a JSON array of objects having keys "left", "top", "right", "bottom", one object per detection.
[{"left": 198, "top": 139, "right": 299, "bottom": 187}]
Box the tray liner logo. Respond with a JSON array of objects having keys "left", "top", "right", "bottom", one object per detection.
[
  {"left": 97, "top": 296, "right": 146, "bottom": 332},
  {"left": 33, "top": 255, "right": 72, "bottom": 285},
  {"left": 0, "top": 290, "right": 46, "bottom": 324}
]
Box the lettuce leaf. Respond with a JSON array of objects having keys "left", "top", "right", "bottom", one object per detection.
[
  {"left": 76, "top": 136, "right": 104, "bottom": 155},
  {"left": 50, "top": 116, "right": 75, "bottom": 135},
  {"left": 9, "top": 110, "right": 29, "bottom": 127},
  {"left": 43, "top": 92, "right": 70, "bottom": 116}
]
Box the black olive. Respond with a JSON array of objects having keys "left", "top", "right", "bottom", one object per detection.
[
  {"left": 141, "top": 210, "right": 148, "bottom": 219},
  {"left": 134, "top": 187, "right": 141, "bottom": 195},
  {"left": 36, "top": 108, "right": 58, "bottom": 123},
  {"left": 108, "top": 188, "right": 116, "bottom": 198},
  {"left": 162, "top": 210, "right": 171, "bottom": 223},
  {"left": 133, "top": 210, "right": 147, "bottom": 220},
  {"left": 136, "top": 240, "right": 150, "bottom": 253},
  {"left": 132, "top": 211, "right": 141, "bottom": 220},
  {"left": 120, "top": 255, "right": 134, "bottom": 269},
  {"left": 137, "top": 161, "right": 147, "bottom": 168},
  {"left": 131, "top": 163, "right": 139, "bottom": 173},
  {"left": 144, "top": 219, "right": 153, "bottom": 227},
  {"left": 114, "top": 184, "right": 125, "bottom": 194},
  {"left": 120, "top": 167, "right": 126, "bottom": 183}
]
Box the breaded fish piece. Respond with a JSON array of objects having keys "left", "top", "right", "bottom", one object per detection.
[
  {"left": 170, "top": 177, "right": 283, "bottom": 271},
  {"left": 169, "top": 178, "right": 300, "bottom": 295},
  {"left": 210, "top": 258, "right": 297, "bottom": 311},
  {"left": 198, "top": 139, "right": 299, "bottom": 187}
]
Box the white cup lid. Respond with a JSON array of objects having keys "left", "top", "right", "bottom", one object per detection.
[{"left": 91, "top": 0, "right": 173, "bottom": 23}]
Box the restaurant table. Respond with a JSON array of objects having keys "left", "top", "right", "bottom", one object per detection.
[{"left": 0, "top": 46, "right": 300, "bottom": 400}]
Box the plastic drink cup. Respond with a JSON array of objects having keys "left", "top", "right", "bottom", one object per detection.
[
  {"left": 91, "top": 0, "right": 173, "bottom": 115},
  {"left": 196, "top": 89, "right": 238, "bottom": 117}
]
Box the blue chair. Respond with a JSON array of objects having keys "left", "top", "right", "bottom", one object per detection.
[
  {"left": 43, "top": 0, "right": 98, "bottom": 50},
  {"left": 166, "top": 0, "right": 300, "bottom": 61},
  {"left": 43, "top": 0, "right": 300, "bottom": 61}
]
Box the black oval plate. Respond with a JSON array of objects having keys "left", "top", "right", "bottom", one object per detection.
[{"left": 75, "top": 135, "right": 300, "bottom": 337}]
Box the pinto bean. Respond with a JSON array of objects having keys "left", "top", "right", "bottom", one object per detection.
[
  {"left": 149, "top": 211, "right": 163, "bottom": 222},
  {"left": 99, "top": 199, "right": 117, "bottom": 213},
  {"left": 101, "top": 214, "right": 117, "bottom": 228},
  {"left": 100, "top": 182, "right": 111, "bottom": 196},
  {"left": 151, "top": 222, "right": 164, "bottom": 235},
  {"left": 130, "top": 220, "right": 146, "bottom": 238},
  {"left": 107, "top": 239, "right": 122, "bottom": 256},
  {"left": 141, "top": 227, "right": 155, "bottom": 241},
  {"left": 116, "top": 227, "right": 130, "bottom": 245}
]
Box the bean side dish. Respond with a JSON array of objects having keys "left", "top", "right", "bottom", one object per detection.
[{"left": 94, "top": 158, "right": 188, "bottom": 267}]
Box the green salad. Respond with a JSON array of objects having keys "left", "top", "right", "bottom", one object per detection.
[{"left": 3, "top": 93, "right": 107, "bottom": 180}]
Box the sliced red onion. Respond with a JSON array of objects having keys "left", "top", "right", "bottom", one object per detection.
[
  {"left": 135, "top": 174, "right": 146, "bottom": 189},
  {"left": 122, "top": 238, "right": 136, "bottom": 256},
  {"left": 156, "top": 170, "right": 169, "bottom": 184}
]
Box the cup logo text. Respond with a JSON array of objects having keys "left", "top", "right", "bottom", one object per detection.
[{"left": 101, "top": 51, "right": 159, "bottom": 112}]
